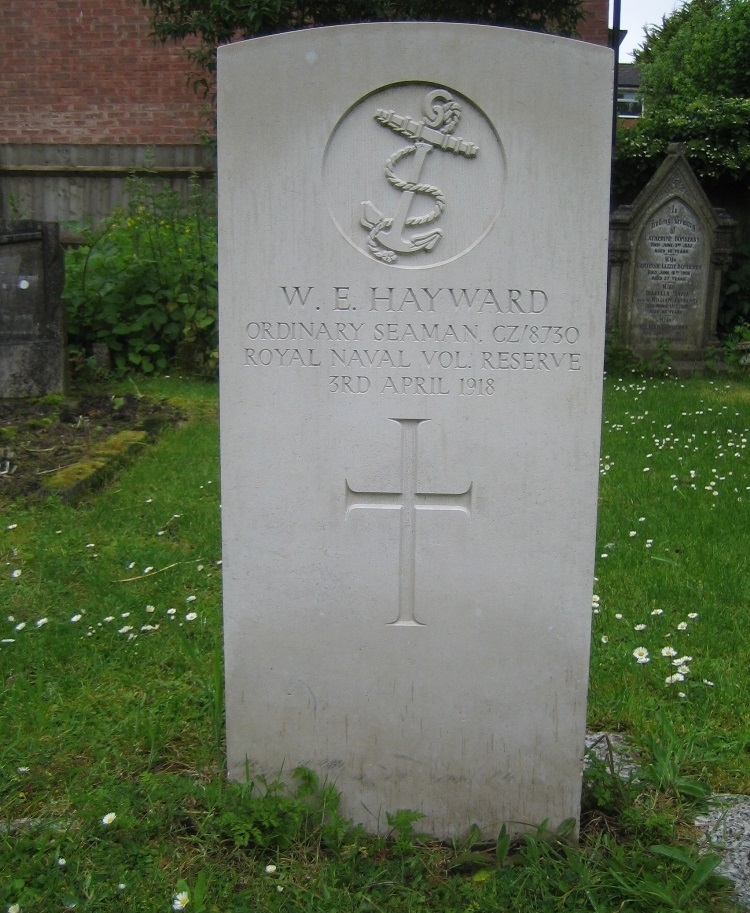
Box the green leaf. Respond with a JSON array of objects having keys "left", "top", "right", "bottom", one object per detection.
[
  {"left": 496, "top": 823, "right": 511, "bottom": 865},
  {"left": 652, "top": 844, "right": 694, "bottom": 865},
  {"left": 449, "top": 851, "right": 495, "bottom": 870},
  {"left": 556, "top": 817, "right": 577, "bottom": 838},
  {"left": 676, "top": 777, "right": 711, "bottom": 799},
  {"left": 682, "top": 855, "right": 723, "bottom": 897},
  {"left": 472, "top": 868, "right": 494, "bottom": 882}
]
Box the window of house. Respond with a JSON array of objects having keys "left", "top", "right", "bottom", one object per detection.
[{"left": 617, "top": 89, "right": 642, "bottom": 118}]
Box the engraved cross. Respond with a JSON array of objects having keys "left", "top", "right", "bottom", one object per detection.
[{"left": 345, "top": 418, "right": 472, "bottom": 627}]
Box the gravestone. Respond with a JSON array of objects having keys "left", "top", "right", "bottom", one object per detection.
[
  {"left": 608, "top": 144, "right": 735, "bottom": 367},
  {"left": 0, "top": 221, "right": 67, "bottom": 397},
  {"left": 219, "top": 24, "right": 612, "bottom": 838}
]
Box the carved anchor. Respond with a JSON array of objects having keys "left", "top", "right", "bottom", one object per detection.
[{"left": 361, "top": 89, "right": 479, "bottom": 264}]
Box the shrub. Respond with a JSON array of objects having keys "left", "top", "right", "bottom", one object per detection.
[
  {"left": 614, "top": 97, "right": 750, "bottom": 205},
  {"left": 64, "top": 175, "right": 218, "bottom": 375},
  {"left": 718, "top": 240, "right": 750, "bottom": 334}
]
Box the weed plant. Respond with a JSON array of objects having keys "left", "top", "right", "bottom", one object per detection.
[
  {"left": 64, "top": 176, "right": 217, "bottom": 376},
  {"left": 0, "top": 375, "right": 747, "bottom": 912}
]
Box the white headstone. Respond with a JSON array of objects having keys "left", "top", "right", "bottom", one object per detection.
[{"left": 219, "top": 23, "right": 612, "bottom": 838}]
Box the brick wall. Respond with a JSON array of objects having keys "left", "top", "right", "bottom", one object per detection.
[
  {"left": 0, "top": 0, "right": 206, "bottom": 144},
  {"left": 578, "top": 0, "right": 610, "bottom": 47},
  {"left": 1, "top": 0, "right": 611, "bottom": 146}
]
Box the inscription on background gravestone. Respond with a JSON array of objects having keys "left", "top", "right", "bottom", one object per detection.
[
  {"left": 608, "top": 145, "right": 735, "bottom": 366},
  {"left": 219, "top": 24, "right": 612, "bottom": 838},
  {"left": 634, "top": 199, "right": 704, "bottom": 341},
  {"left": 0, "top": 221, "right": 67, "bottom": 398}
]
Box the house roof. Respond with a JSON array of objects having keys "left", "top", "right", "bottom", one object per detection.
[{"left": 618, "top": 63, "right": 642, "bottom": 88}]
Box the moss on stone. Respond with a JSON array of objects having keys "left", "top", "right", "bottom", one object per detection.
[
  {"left": 92, "top": 430, "right": 148, "bottom": 457},
  {"left": 26, "top": 416, "right": 57, "bottom": 429},
  {"left": 44, "top": 458, "right": 108, "bottom": 491},
  {"left": 29, "top": 394, "right": 64, "bottom": 406},
  {"left": 43, "top": 430, "right": 150, "bottom": 503}
]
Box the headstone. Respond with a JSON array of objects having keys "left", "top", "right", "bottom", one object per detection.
[
  {"left": 0, "top": 221, "right": 67, "bottom": 397},
  {"left": 609, "top": 144, "right": 735, "bottom": 368},
  {"left": 92, "top": 342, "right": 111, "bottom": 371},
  {"left": 219, "top": 23, "right": 612, "bottom": 838}
]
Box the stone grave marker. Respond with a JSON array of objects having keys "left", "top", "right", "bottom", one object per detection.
[
  {"left": 1, "top": 220, "right": 67, "bottom": 397},
  {"left": 218, "top": 24, "right": 612, "bottom": 838},
  {"left": 609, "top": 144, "right": 735, "bottom": 368}
]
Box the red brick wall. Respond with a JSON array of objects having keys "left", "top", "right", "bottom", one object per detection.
[
  {"left": 578, "top": 0, "right": 610, "bottom": 46},
  {"left": 578, "top": 0, "right": 609, "bottom": 45},
  {"left": 0, "top": 0, "right": 205, "bottom": 144},
  {"left": 1, "top": 1, "right": 611, "bottom": 145}
]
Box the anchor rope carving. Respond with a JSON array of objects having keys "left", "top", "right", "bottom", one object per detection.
[
  {"left": 360, "top": 89, "right": 478, "bottom": 264},
  {"left": 365, "top": 146, "right": 446, "bottom": 263}
]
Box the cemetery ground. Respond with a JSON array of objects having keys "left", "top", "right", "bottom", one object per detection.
[
  {"left": 0, "top": 388, "right": 185, "bottom": 502},
  {"left": 1, "top": 372, "right": 749, "bottom": 912}
]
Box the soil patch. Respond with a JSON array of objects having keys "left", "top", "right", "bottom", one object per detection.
[{"left": 0, "top": 392, "right": 184, "bottom": 504}]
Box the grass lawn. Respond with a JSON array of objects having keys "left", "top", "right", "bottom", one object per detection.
[
  {"left": 0, "top": 372, "right": 747, "bottom": 912},
  {"left": 590, "top": 373, "right": 750, "bottom": 794}
]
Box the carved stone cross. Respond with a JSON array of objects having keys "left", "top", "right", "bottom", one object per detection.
[{"left": 346, "top": 418, "right": 472, "bottom": 626}]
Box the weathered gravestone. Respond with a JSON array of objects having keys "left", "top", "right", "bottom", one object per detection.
[
  {"left": 609, "top": 144, "right": 736, "bottom": 368},
  {"left": 0, "top": 221, "right": 67, "bottom": 397},
  {"left": 219, "top": 24, "right": 612, "bottom": 838}
]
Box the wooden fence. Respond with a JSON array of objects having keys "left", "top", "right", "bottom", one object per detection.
[{"left": 0, "top": 144, "right": 216, "bottom": 238}]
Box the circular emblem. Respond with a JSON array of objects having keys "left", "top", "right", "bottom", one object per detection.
[{"left": 323, "top": 82, "right": 505, "bottom": 269}]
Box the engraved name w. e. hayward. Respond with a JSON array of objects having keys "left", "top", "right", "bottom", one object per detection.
[{"left": 278, "top": 286, "right": 549, "bottom": 313}]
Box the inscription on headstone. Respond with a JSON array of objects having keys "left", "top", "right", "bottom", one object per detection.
[
  {"left": 635, "top": 199, "right": 703, "bottom": 340},
  {"left": 609, "top": 145, "right": 735, "bottom": 365},
  {"left": 219, "top": 24, "right": 612, "bottom": 838},
  {"left": 0, "top": 221, "right": 67, "bottom": 397}
]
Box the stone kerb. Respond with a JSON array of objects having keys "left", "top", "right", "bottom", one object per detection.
[{"left": 608, "top": 144, "right": 736, "bottom": 369}]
